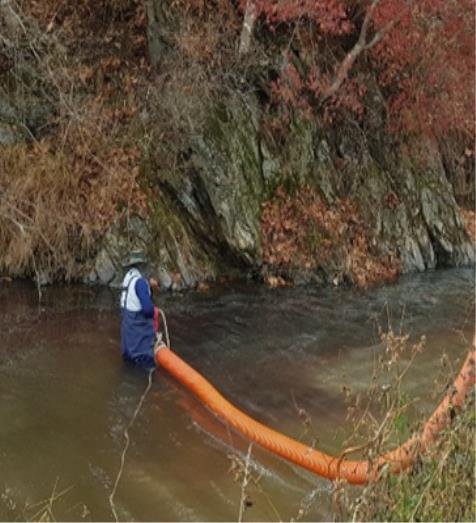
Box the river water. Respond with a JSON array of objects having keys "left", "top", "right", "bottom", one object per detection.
[{"left": 0, "top": 269, "right": 474, "bottom": 521}]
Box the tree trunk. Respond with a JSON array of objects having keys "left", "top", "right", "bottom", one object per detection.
[
  {"left": 239, "top": 1, "right": 257, "bottom": 55},
  {"left": 144, "top": 0, "right": 167, "bottom": 68}
]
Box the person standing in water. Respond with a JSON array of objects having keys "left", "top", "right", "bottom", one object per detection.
[{"left": 120, "top": 251, "right": 162, "bottom": 368}]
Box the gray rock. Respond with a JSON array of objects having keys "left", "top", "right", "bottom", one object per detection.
[
  {"left": 190, "top": 97, "right": 264, "bottom": 264},
  {"left": 157, "top": 268, "right": 173, "bottom": 291},
  {"left": 260, "top": 141, "right": 280, "bottom": 181},
  {"left": 88, "top": 215, "right": 154, "bottom": 286},
  {"left": 94, "top": 249, "right": 116, "bottom": 285},
  {"left": 83, "top": 270, "right": 98, "bottom": 285},
  {"left": 402, "top": 237, "right": 425, "bottom": 273},
  {"left": 87, "top": 97, "right": 474, "bottom": 288}
]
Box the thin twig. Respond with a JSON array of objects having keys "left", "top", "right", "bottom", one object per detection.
[
  {"left": 238, "top": 443, "right": 253, "bottom": 523},
  {"left": 109, "top": 368, "right": 154, "bottom": 522}
]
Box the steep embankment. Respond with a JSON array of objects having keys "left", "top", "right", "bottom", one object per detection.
[{"left": 0, "top": 1, "right": 474, "bottom": 288}]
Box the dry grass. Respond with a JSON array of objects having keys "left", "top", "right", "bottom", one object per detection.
[
  {"left": 333, "top": 330, "right": 476, "bottom": 522},
  {"left": 0, "top": 131, "right": 146, "bottom": 281},
  {"left": 225, "top": 329, "right": 475, "bottom": 522},
  {"left": 0, "top": 1, "right": 148, "bottom": 281},
  {"left": 0, "top": 0, "right": 244, "bottom": 282},
  {"left": 460, "top": 208, "right": 476, "bottom": 247}
]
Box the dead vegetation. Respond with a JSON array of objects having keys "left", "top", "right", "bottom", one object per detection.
[
  {"left": 0, "top": 124, "right": 147, "bottom": 281},
  {"left": 226, "top": 329, "right": 475, "bottom": 521},
  {"left": 261, "top": 185, "right": 400, "bottom": 288},
  {"left": 0, "top": 1, "right": 148, "bottom": 281},
  {"left": 334, "top": 330, "right": 475, "bottom": 521},
  {"left": 460, "top": 208, "right": 476, "bottom": 247},
  {"left": 0, "top": 0, "right": 245, "bottom": 281}
]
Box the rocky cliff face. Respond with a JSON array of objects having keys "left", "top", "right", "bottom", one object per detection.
[
  {"left": 1, "top": 1, "right": 474, "bottom": 289},
  {"left": 88, "top": 93, "right": 474, "bottom": 289}
]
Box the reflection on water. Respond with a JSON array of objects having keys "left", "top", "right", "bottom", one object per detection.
[{"left": 0, "top": 269, "right": 474, "bottom": 521}]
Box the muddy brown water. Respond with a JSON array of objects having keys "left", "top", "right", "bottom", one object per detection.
[{"left": 0, "top": 269, "right": 474, "bottom": 521}]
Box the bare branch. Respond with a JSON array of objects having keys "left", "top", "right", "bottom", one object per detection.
[
  {"left": 360, "top": 0, "right": 381, "bottom": 45},
  {"left": 365, "top": 18, "right": 400, "bottom": 50},
  {"left": 321, "top": 0, "right": 403, "bottom": 100}
]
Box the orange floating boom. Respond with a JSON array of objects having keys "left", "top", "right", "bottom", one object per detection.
[{"left": 156, "top": 344, "right": 475, "bottom": 484}]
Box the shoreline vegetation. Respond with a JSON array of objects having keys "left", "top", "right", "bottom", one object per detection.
[{"left": 232, "top": 331, "right": 476, "bottom": 522}]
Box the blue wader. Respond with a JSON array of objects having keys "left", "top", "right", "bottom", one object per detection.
[{"left": 121, "top": 279, "right": 156, "bottom": 368}]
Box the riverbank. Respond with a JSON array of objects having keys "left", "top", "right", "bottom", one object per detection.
[
  {"left": 0, "top": 2, "right": 474, "bottom": 289},
  {"left": 0, "top": 203, "right": 474, "bottom": 293},
  {"left": 337, "top": 395, "right": 475, "bottom": 522}
]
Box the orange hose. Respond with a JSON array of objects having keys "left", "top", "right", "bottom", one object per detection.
[{"left": 156, "top": 344, "right": 475, "bottom": 484}]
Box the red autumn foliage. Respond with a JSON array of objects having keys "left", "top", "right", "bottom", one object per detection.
[
  {"left": 372, "top": 0, "right": 474, "bottom": 137},
  {"left": 261, "top": 186, "right": 400, "bottom": 288},
  {"left": 246, "top": 0, "right": 474, "bottom": 138},
  {"left": 249, "top": 0, "right": 352, "bottom": 35}
]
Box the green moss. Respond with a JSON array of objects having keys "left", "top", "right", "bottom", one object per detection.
[{"left": 204, "top": 112, "right": 226, "bottom": 144}]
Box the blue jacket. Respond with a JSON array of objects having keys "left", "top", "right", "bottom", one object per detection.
[{"left": 120, "top": 269, "right": 156, "bottom": 368}]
